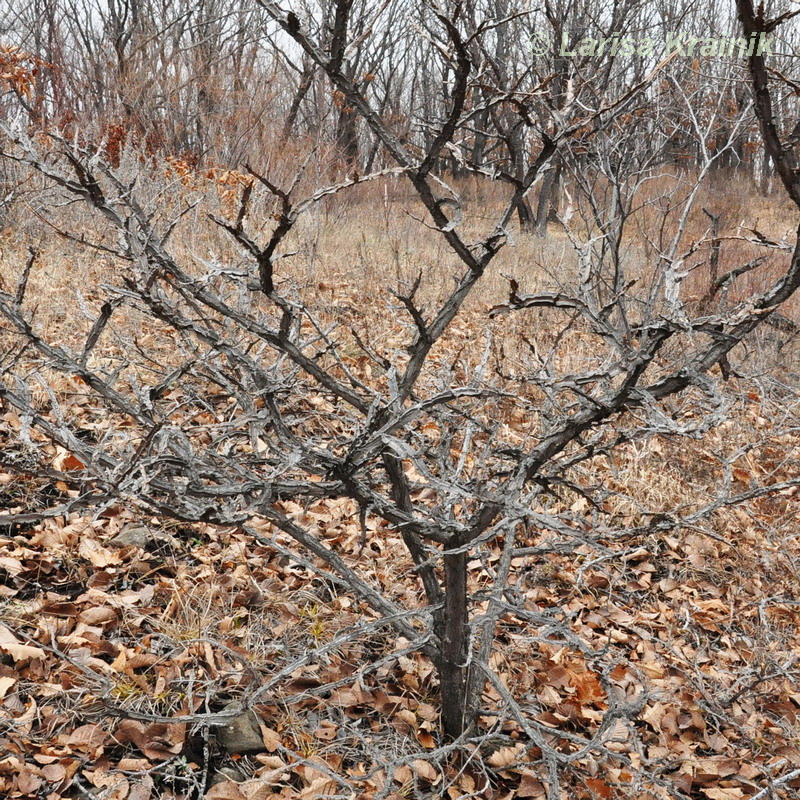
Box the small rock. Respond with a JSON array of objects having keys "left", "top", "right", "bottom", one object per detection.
[
  {"left": 208, "top": 766, "right": 246, "bottom": 788},
  {"left": 217, "top": 702, "right": 265, "bottom": 755},
  {"left": 109, "top": 524, "right": 153, "bottom": 549}
]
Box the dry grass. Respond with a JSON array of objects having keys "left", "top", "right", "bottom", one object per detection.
[
  {"left": 2, "top": 155, "right": 800, "bottom": 797},
  {"left": 1, "top": 158, "right": 795, "bottom": 335}
]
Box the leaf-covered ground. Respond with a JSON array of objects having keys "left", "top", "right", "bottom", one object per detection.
[{"left": 2, "top": 372, "right": 800, "bottom": 800}]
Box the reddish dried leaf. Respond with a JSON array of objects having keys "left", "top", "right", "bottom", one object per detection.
[
  {"left": 585, "top": 777, "right": 614, "bottom": 798},
  {"left": 62, "top": 454, "right": 85, "bottom": 470}
]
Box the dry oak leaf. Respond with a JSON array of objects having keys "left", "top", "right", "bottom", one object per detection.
[
  {"left": 0, "top": 556, "right": 23, "bottom": 577},
  {"left": 254, "top": 754, "right": 288, "bottom": 770},
  {"left": 205, "top": 782, "right": 247, "bottom": 800},
  {"left": 40, "top": 763, "right": 66, "bottom": 784},
  {"left": 84, "top": 768, "right": 130, "bottom": 799},
  {"left": 313, "top": 720, "right": 338, "bottom": 741},
  {"left": 233, "top": 780, "right": 277, "bottom": 800},
  {"left": 411, "top": 759, "right": 438, "bottom": 782},
  {"left": 701, "top": 789, "right": 745, "bottom": 800},
  {"left": 453, "top": 772, "right": 476, "bottom": 795},
  {"left": 78, "top": 605, "right": 119, "bottom": 626},
  {"left": 487, "top": 744, "right": 525, "bottom": 768},
  {"left": 258, "top": 725, "right": 282, "bottom": 752},
  {"left": 516, "top": 770, "right": 546, "bottom": 798},
  {"left": 16, "top": 767, "right": 43, "bottom": 796},
  {"left": 394, "top": 764, "right": 412, "bottom": 785},
  {"left": 116, "top": 759, "right": 150, "bottom": 771},
  {"left": 299, "top": 776, "right": 339, "bottom": 799},
  {"left": 79, "top": 537, "right": 122, "bottom": 568},
  {"left": 0, "top": 675, "right": 17, "bottom": 699},
  {"left": 67, "top": 723, "right": 107, "bottom": 754},
  {"left": 416, "top": 729, "right": 436, "bottom": 748},
  {"left": 585, "top": 777, "right": 615, "bottom": 798},
  {"left": 52, "top": 448, "right": 85, "bottom": 471},
  {"left": 129, "top": 775, "right": 155, "bottom": 800},
  {"left": 0, "top": 623, "right": 45, "bottom": 662},
  {"left": 115, "top": 719, "right": 186, "bottom": 760}
]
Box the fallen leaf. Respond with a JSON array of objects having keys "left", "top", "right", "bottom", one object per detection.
[
  {"left": 205, "top": 782, "right": 246, "bottom": 800},
  {"left": 41, "top": 763, "right": 66, "bottom": 783},
  {"left": 128, "top": 775, "right": 154, "bottom": 800},
  {"left": 68, "top": 723, "right": 107, "bottom": 753},
  {"left": 585, "top": 777, "right": 614, "bottom": 798},
  {"left": 79, "top": 538, "right": 122, "bottom": 568},
  {"left": 258, "top": 725, "right": 281, "bottom": 752},
  {"left": 0, "top": 675, "right": 17, "bottom": 698},
  {"left": 313, "top": 721, "right": 337, "bottom": 741},
  {"left": 78, "top": 605, "right": 119, "bottom": 625},
  {"left": 299, "top": 777, "right": 339, "bottom": 799},
  {"left": 517, "top": 770, "right": 546, "bottom": 798},
  {"left": 412, "top": 759, "right": 438, "bottom": 781},
  {"left": 0, "top": 556, "right": 23, "bottom": 577},
  {"left": 487, "top": 744, "right": 524, "bottom": 768},
  {"left": 701, "top": 789, "right": 744, "bottom": 800},
  {"left": 16, "top": 768, "right": 43, "bottom": 795},
  {"left": 0, "top": 623, "right": 45, "bottom": 662},
  {"left": 115, "top": 720, "right": 185, "bottom": 760},
  {"left": 62, "top": 454, "right": 85, "bottom": 470}
]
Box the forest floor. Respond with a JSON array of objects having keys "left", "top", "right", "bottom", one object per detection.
[
  {"left": 1, "top": 181, "right": 800, "bottom": 800},
  {"left": 1, "top": 309, "right": 800, "bottom": 800}
]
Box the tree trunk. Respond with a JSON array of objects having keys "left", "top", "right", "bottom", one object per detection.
[
  {"left": 337, "top": 105, "right": 360, "bottom": 168},
  {"left": 760, "top": 149, "right": 772, "bottom": 196},
  {"left": 534, "top": 158, "right": 561, "bottom": 237},
  {"left": 516, "top": 196, "right": 536, "bottom": 232},
  {"left": 471, "top": 101, "right": 489, "bottom": 168},
  {"left": 436, "top": 549, "right": 470, "bottom": 740},
  {"left": 281, "top": 63, "right": 315, "bottom": 143}
]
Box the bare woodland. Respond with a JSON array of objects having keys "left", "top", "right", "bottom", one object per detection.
[{"left": 1, "top": 0, "right": 800, "bottom": 798}]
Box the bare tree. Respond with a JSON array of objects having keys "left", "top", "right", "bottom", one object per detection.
[{"left": 2, "top": 0, "right": 800, "bottom": 795}]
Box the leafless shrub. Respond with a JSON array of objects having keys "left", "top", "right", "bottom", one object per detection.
[{"left": 1, "top": 1, "right": 800, "bottom": 797}]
